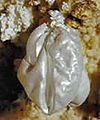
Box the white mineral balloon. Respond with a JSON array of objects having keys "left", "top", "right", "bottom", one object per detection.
[{"left": 17, "top": 23, "right": 90, "bottom": 114}]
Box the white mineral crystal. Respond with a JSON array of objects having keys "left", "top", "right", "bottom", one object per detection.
[
  {"left": 61, "top": 2, "right": 69, "bottom": 13},
  {"left": 49, "top": 10, "right": 65, "bottom": 27},
  {"left": 45, "top": 0, "right": 55, "bottom": 5},
  {"left": 18, "top": 22, "right": 90, "bottom": 114},
  {"left": 0, "top": 0, "right": 33, "bottom": 41}
]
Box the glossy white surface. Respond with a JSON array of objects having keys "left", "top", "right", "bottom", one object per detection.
[{"left": 18, "top": 23, "right": 90, "bottom": 114}]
